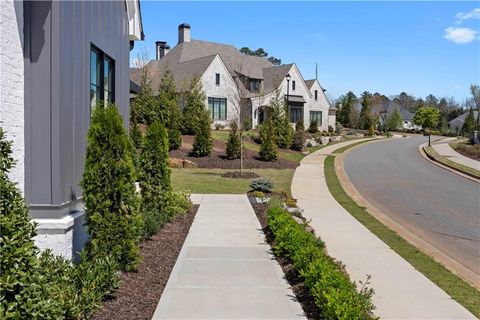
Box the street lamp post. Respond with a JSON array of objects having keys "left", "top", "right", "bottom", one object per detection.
[
  {"left": 381, "top": 107, "right": 388, "bottom": 138},
  {"left": 286, "top": 73, "right": 291, "bottom": 120}
]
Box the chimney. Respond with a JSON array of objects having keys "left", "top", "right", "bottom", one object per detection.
[
  {"left": 155, "top": 41, "right": 170, "bottom": 60},
  {"left": 178, "top": 23, "right": 191, "bottom": 44}
]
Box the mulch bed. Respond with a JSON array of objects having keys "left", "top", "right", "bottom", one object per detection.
[
  {"left": 221, "top": 171, "right": 260, "bottom": 179},
  {"left": 169, "top": 135, "right": 298, "bottom": 169},
  {"left": 93, "top": 205, "right": 199, "bottom": 320},
  {"left": 249, "top": 199, "right": 321, "bottom": 320},
  {"left": 454, "top": 147, "right": 480, "bottom": 161}
]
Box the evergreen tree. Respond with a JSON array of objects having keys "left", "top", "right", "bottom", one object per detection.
[
  {"left": 132, "top": 68, "right": 157, "bottom": 125},
  {"left": 386, "top": 107, "right": 403, "bottom": 131},
  {"left": 81, "top": 104, "right": 142, "bottom": 271},
  {"left": 269, "top": 90, "right": 293, "bottom": 149},
  {"left": 259, "top": 120, "right": 278, "bottom": 161},
  {"left": 192, "top": 110, "right": 213, "bottom": 157},
  {"left": 182, "top": 75, "right": 207, "bottom": 135},
  {"left": 359, "top": 92, "right": 373, "bottom": 130},
  {"left": 0, "top": 128, "right": 63, "bottom": 318},
  {"left": 226, "top": 120, "right": 241, "bottom": 160},
  {"left": 462, "top": 107, "right": 475, "bottom": 137},
  {"left": 130, "top": 122, "right": 142, "bottom": 150},
  {"left": 337, "top": 91, "right": 356, "bottom": 128},
  {"left": 308, "top": 119, "right": 319, "bottom": 133},
  {"left": 295, "top": 119, "right": 305, "bottom": 132},
  {"left": 158, "top": 70, "right": 182, "bottom": 150},
  {"left": 139, "top": 122, "right": 172, "bottom": 238}
]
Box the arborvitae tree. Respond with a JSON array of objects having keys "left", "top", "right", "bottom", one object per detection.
[
  {"left": 259, "top": 120, "right": 278, "bottom": 162},
  {"left": 291, "top": 131, "right": 306, "bottom": 151},
  {"left": 192, "top": 109, "right": 213, "bottom": 157},
  {"left": 226, "top": 120, "right": 241, "bottom": 160},
  {"left": 139, "top": 122, "right": 172, "bottom": 238},
  {"left": 269, "top": 90, "right": 293, "bottom": 149},
  {"left": 308, "top": 120, "right": 318, "bottom": 133},
  {"left": 386, "top": 107, "right": 403, "bottom": 131},
  {"left": 182, "top": 75, "right": 207, "bottom": 135},
  {"left": 132, "top": 68, "right": 157, "bottom": 125},
  {"left": 359, "top": 92, "right": 373, "bottom": 130},
  {"left": 462, "top": 107, "right": 475, "bottom": 137},
  {"left": 337, "top": 91, "right": 356, "bottom": 128},
  {"left": 130, "top": 122, "right": 142, "bottom": 150},
  {"left": 0, "top": 129, "right": 64, "bottom": 318},
  {"left": 295, "top": 119, "right": 305, "bottom": 132},
  {"left": 158, "top": 70, "right": 182, "bottom": 150},
  {"left": 81, "top": 104, "right": 142, "bottom": 271}
]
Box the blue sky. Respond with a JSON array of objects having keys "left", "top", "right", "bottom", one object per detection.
[{"left": 132, "top": 1, "right": 480, "bottom": 103}]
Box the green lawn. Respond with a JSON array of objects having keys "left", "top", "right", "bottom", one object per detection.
[
  {"left": 171, "top": 168, "right": 295, "bottom": 195},
  {"left": 424, "top": 146, "right": 480, "bottom": 179},
  {"left": 324, "top": 145, "right": 480, "bottom": 316}
]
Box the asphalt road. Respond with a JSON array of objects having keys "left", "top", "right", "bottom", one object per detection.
[{"left": 344, "top": 136, "right": 480, "bottom": 275}]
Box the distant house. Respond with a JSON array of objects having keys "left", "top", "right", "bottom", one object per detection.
[
  {"left": 130, "top": 23, "right": 336, "bottom": 131},
  {"left": 448, "top": 111, "right": 479, "bottom": 133},
  {"left": 0, "top": 0, "right": 143, "bottom": 259},
  {"left": 354, "top": 99, "right": 421, "bottom": 130}
]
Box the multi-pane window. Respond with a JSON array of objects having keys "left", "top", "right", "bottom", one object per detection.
[
  {"left": 208, "top": 97, "right": 227, "bottom": 120},
  {"left": 315, "top": 90, "right": 318, "bottom": 100},
  {"left": 310, "top": 111, "right": 322, "bottom": 126},
  {"left": 292, "top": 80, "right": 296, "bottom": 91},
  {"left": 215, "top": 73, "right": 220, "bottom": 86},
  {"left": 289, "top": 106, "right": 302, "bottom": 123},
  {"left": 90, "top": 45, "right": 114, "bottom": 109},
  {"left": 250, "top": 79, "right": 261, "bottom": 93}
]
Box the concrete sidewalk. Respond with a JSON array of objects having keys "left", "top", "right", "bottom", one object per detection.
[
  {"left": 292, "top": 138, "right": 475, "bottom": 319},
  {"left": 152, "top": 194, "right": 305, "bottom": 319},
  {"left": 432, "top": 138, "right": 480, "bottom": 170}
]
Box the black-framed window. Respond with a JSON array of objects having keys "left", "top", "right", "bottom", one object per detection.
[
  {"left": 208, "top": 97, "right": 227, "bottom": 120},
  {"left": 289, "top": 106, "right": 302, "bottom": 123},
  {"left": 250, "top": 79, "right": 261, "bottom": 93},
  {"left": 215, "top": 73, "right": 220, "bottom": 86},
  {"left": 292, "top": 80, "right": 296, "bottom": 91},
  {"left": 90, "top": 45, "right": 114, "bottom": 109},
  {"left": 310, "top": 111, "right": 322, "bottom": 126},
  {"left": 315, "top": 90, "right": 318, "bottom": 100}
]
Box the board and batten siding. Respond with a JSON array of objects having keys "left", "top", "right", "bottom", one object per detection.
[{"left": 25, "top": 1, "right": 131, "bottom": 219}]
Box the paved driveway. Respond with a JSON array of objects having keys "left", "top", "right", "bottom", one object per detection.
[{"left": 344, "top": 136, "right": 480, "bottom": 275}]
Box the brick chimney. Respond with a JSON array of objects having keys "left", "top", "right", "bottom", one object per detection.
[
  {"left": 155, "top": 41, "right": 170, "bottom": 60},
  {"left": 178, "top": 23, "right": 190, "bottom": 44}
]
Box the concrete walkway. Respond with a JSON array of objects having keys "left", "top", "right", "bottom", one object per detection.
[
  {"left": 432, "top": 138, "right": 480, "bottom": 170},
  {"left": 152, "top": 194, "right": 305, "bottom": 319},
  {"left": 292, "top": 138, "right": 475, "bottom": 319}
]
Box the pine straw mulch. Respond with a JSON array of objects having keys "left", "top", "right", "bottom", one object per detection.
[
  {"left": 93, "top": 205, "right": 199, "bottom": 320},
  {"left": 169, "top": 135, "right": 299, "bottom": 169}
]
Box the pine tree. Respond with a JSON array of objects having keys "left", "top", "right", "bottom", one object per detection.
[
  {"left": 226, "top": 120, "right": 241, "bottom": 160},
  {"left": 269, "top": 90, "right": 293, "bottom": 149},
  {"left": 192, "top": 109, "right": 213, "bottom": 157},
  {"left": 386, "top": 107, "right": 403, "bottom": 131},
  {"left": 462, "top": 107, "right": 475, "bottom": 137},
  {"left": 81, "top": 104, "right": 142, "bottom": 271},
  {"left": 259, "top": 120, "right": 278, "bottom": 161},
  {"left": 359, "top": 92, "right": 373, "bottom": 130},
  {"left": 132, "top": 68, "right": 157, "bottom": 125},
  {"left": 158, "top": 70, "right": 182, "bottom": 150},
  {"left": 139, "top": 122, "right": 172, "bottom": 238},
  {"left": 182, "top": 75, "right": 207, "bottom": 135},
  {"left": 337, "top": 91, "right": 356, "bottom": 128},
  {"left": 295, "top": 119, "right": 305, "bottom": 132}
]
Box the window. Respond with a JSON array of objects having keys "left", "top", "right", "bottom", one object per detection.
[
  {"left": 315, "top": 90, "right": 318, "bottom": 101},
  {"left": 289, "top": 106, "right": 302, "bottom": 123},
  {"left": 215, "top": 73, "right": 220, "bottom": 86},
  {"left": 90, "top": 45, "right": 114, "bottom": 109},
  {"left": 310, "top": 111, "right": 322, "bottom": 126},
  {"left": 292, "top": 80, "right": 296, "bottom": 91},
  {"left": 250, "top": 79, "right": 261, "bottom": 93},
  {"left": 208, "top": 97, "right": 227, "bottom": 120}
]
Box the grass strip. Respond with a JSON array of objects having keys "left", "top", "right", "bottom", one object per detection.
[
  {"left": 424, "top": 146, "right": 480, "bottom": 179},
  {"left": 324, "top": 152, "right": 480, "bottom": 316}
]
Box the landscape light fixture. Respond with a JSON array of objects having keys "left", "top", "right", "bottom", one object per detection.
[{"left": 286, "top": 74, "right": 291, "bottom": 118}]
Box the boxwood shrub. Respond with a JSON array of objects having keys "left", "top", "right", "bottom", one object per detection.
[{"left": 267, "top": 206, "right": 376, "bottom": 320}]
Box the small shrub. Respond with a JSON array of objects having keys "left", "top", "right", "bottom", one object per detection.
[
  {"left": 291, "top": 131, "right": 306, "bottom": 151},
  {"left": 285, "top": 198, "right": 297, "bottom": 208},
  {"left": 296, "top": 119, "right": 305, "bottom": 132},
  {"left": 253, "top": 191, "right": 265, "bottom": 198},
  {"left": 368, "top": 124, "right": 375, "bottom": 136},
  {"left": 214, "top": 123, "right": 225, "bottom": 131},
  {"left": 226, "top": 121, "right": 241, "bottom": 160},
  {"left": 308, "top": 120, "right": 319, "bottom": 133},
  {"left": 192, "top": 111, "right": 213, "bottom": 157},
  {"left": 250, "top": 178, "right": 274, "bottom": 193},
  {"left": 166, "top": 190, "right": 192, "bottom": 218},
  {"left": 259, "top": 121, "right": 278, "bottom": 162},
  {"left": 243, "top": 120, "right": 252, "bottom": 131},
  {"left": 328, "top": 125, "right": 334, "bottom": 133}
]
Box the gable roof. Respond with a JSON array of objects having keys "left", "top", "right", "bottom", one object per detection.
[
  {"left": 354, "top": 99, "right": 414, "bottom": 121},
  {"left": 262, "top": 64, "right": 294, "bottom": 95},
  {"left": 449, "top": 111, "right": 479, "bottom": 127}
]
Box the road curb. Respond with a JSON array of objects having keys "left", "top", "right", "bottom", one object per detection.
[
  {"left": 418, "top": 143, "right": 480, "bottom": 183},
  {"left": 335, "top": 141, "right": 480, "bottom": 290}
]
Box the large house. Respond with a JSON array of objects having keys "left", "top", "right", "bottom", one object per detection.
[
  {"left": 354, "top": 99, "right": 421, "bottom": 130},
  {"left": 131, "top": 23, "right": 336, "bottom": 131},
  {"left": 0, "top": 0, "right": 143, "bottom": 259},
  {"left": 449, "top": 110, "right": 479, "bottom": 133}
]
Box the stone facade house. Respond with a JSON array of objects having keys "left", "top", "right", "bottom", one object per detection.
[
  {"left": 131, "top": 23, "right": 336, "bottom": 131},
  {"left": 0, "top": 0, "right": 143, "bottom": 259}
]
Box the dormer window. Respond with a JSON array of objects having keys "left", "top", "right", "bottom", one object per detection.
[
  {"left": 315, "top": 90, "right": 318, "bottom": 101},
  {"left": 215, "top": 73, "right": 220, "bottom": 86},
  {"left": 250, "top": 79, "right": 261, "bottom": 93},
  {"left": 292, "top": 80, "right": 296, "bottom": 91}
]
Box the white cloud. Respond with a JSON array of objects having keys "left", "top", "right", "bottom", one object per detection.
[
  {"left": 443, "top": 27, "right": 478, "bottom": 44},
  {"left": 456, "top": 8, "right": 480, "bottom": 24}
]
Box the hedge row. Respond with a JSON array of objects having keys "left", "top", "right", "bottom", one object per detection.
[{"left": 267, "top": 206, "right": 376, "bottom": 320}]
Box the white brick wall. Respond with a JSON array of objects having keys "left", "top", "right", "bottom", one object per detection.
[{"left": 0, "top": 0, "right": 25, "bottom": 193}]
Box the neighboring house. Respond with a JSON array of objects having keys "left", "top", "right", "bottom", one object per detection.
[
  {"left": 448, "top": 111, "right": 479, "bottom": 133},
  {"left": 0, "top": 0, "right": 143, "bottom": 259},
  {"left": 354, "top": 99, "right": 421, "bottom": 130},
  {"left": 130, "top": 23, "right": 335, "bottom": 131}
]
